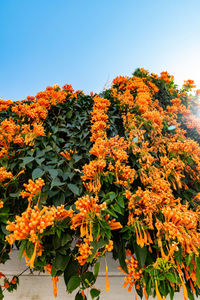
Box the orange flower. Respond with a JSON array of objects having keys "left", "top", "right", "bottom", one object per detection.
[
  {"left": 6, "top": 200, "right": 73, "bottom": 268},
  {"left": 183, "top": 79, "right": 196, "bottom": 89},
  {"left": 44, "top": 264, "right": 59, "bottom": 298},
  {"left": 0, "top": 167, "right": 13, "bottom": 184},
  {"left": 20, "top": 178, "right": 45, "bottom": 205},
  {"left": 71, "top": 195, "right": 106, "bottom": 241},
  {"left": 76, "top": 238, "right": 93, "bottom": 265},
  {"left": 60, "top": 150, "right": 71, "bottom": 160},
  {"left": 10, "top": 277, "right": 17, "bottom": 284},
  {"left": 119, "top": 250, "right": 143, "bottom": 293},
  {"left": 108, "top": 219, "right": 122, "bottom": 230},
  {"left": 4, "top": 281, "right": 9, "bottom": 289}
]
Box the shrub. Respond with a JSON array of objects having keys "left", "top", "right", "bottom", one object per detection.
[{"left": 0, "top": 68, "right": 200, "bottom": 300}]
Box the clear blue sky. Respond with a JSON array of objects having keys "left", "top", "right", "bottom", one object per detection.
[{"left": 0, "top": 0, "right": 200, "bottom": 101}]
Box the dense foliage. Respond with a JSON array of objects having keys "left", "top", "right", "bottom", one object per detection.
[{"left": 1, "top": 69, "right": 200, "bottom": 300}]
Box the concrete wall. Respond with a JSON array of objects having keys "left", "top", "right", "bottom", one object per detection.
[{"left": 1, "top": 250, "right": 191, "bottom": 300}]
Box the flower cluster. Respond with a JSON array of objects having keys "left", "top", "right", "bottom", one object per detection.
[
  {"left": 0, "top": 84, "right": 82, "bottom": 160},
  {"left": 6, "top": 179, "right": 73, "bottom": 268},
  {"left": 20, "top": 178, "right": 45, "bottom": 204},
  {"left": 0, "top": 272, "right": 18, "bottom": 291},
  {"left": 118, "top": 250, "right": 143, "bottom": 293},
  {"left": 71, "top": 194, "right": 107, "bottom": 240},
  {"left": 6, "top": 204, "right": 73, "bottom": 268},
  {"left": 0, "top": 167, "right": 13, "bottom": 184}
]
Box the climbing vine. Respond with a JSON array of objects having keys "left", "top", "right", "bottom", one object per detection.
[{"left": 1, "top": 68, "right": 200, "bottom": 300}]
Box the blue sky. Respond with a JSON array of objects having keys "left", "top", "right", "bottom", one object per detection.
[{"left": 0, "top": 0, "right": 200, "bottom": 101}]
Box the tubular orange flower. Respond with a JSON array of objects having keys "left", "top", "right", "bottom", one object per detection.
[
  {"left": 60, "top": 150, "right": 71, "bottom": 160},
  {"left": 44, "top": 264, "right": 59, "bottom": 298},
  {"left": 108, "top": 219, "right": 122, "bottom": 230},
  {"left": 106, "top": 264, "right": 110, "bottom": 291},
  {"left": 71, "top": 194, "right": 106, "bottom": 240},
  {"left": 20, "top": 178, "right": 45, "bottom": 206}
]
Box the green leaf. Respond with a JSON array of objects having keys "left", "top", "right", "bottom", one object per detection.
[
  {"left": 92, "top": 223, "right": 100, "bottom": 241},
  {"left": 48, "top": 169, "right": 59, "bottom": 179},
  {"left": 18, "top": 240, "right": 27, "bottom": 261},
  {"left": 0, "top": 288, "right": 3, "bottom": 300},
  {"left": 90, "top": 240, "right": 107, "bottom": 260},
  {"left": 66, "top": 111, "right": 73, "bottom": 118},
  {"left": 45, "top": 145, "right": 53, "bottom": 152},
  {"left": 81, "top": 272, "right": 95, "bottom": 288},
  {"left": 94, "top": 262, "right": 100, "bottom": 278},
  {"left": 90, "top": 288, "right": 100, "bottom": 299},
  {"left": 32, "top": 168, "right": 44, "bottom": 180},
  {"left": 195, "top": 255, "right": 200, "bottom": 270},
  {"left": 67, "top": 275, "right": 81, "bottom": 293},
  {"left": 10, "top": 192, "right": 20, "bottom": 198},
  {"left": 111, "top": 204, "right": 123, "bottom": 215},
  {"left": 56, "top": 228, "right": 61, "bottom": 238},
  {"left": 61, "top": 233, "right": 72, "bottom": 246},
  {"left": 55, "top": 192, "right": 65, "bottom": 206},
  {"left": 186, "top": 254, "right": 193, "bottom": 267},
  {"left": 195, "top": 256, "right": 200, "bottom": 285},
  {"left": 54, "top": 254, "right": 70, "bottom": 271},
  {"left": 117, "top": 195, "right": 124, "bottom": 208},
  {"left": 23, "top": 157, "right": 35, "bottom": 165},
  {"left": 174, "top": 248, "right": 182, "bottom": 264},
  {"left": 107, "top": 174, "right": 113, "bottom": 184},
  {"left": 104, "top": 208, "right": 118, "bottom": 218},
  {"left": 117, "top": 239, "right": 128, "bottom": 273},
  {"left": 165, "top": 272, "right": 178, "bottom": 283},
  {"left": 133, "top": 242, "right": 147, "bottom": 268},
  {"left": 35, "top": 157, "right": 45, "bottom": 166},
  {"left": 58, "top": 248, "right": 67, "bottom": 255},
  {"left": 40, "top": 192, "right": 48, "bottom": 204},
  {"left": 25, "top": 241, "right": 34, "bottom": 258},
  {"left": 187, "top": 286, "right": 195, "bottom": 300},
  {"left": 64, "top": 258, "right": 79, "bottom": 285},
  {"left": 1, "top": 224, "right": 9, "bottom": 235},
  {"left": 53, "top": 234, "right": 61, "bottom": 249},
  {"left": 74, "top": 155, "right": 82, "bottom": 163},
  {"left": 108, "top": 192, "right": 116, "bottom": 201},
  {"left": 75, "top": 292, "right": 85, "bottom": 300},
  {"left": 51, "top": 178, "right": 64, "bottom": 189},
  {"left": 68, "top": 183, "right": 79, "bottom": 195},
  {"left": 36, "top": 150, "right": 45, "bottom": 157},
  {"left": 169, "top": 285, "right": 175, "bottom": 300},
  {"left": 146, "top": 277, "right": 152, "bottom": 296}
]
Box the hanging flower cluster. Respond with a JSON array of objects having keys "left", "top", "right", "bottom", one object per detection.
[
  {"left": 118, "top": 250, "right": 143, "bottom": 293},
  {"left": 6, "top": 178, "right": 73, "bottom": 268}
]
